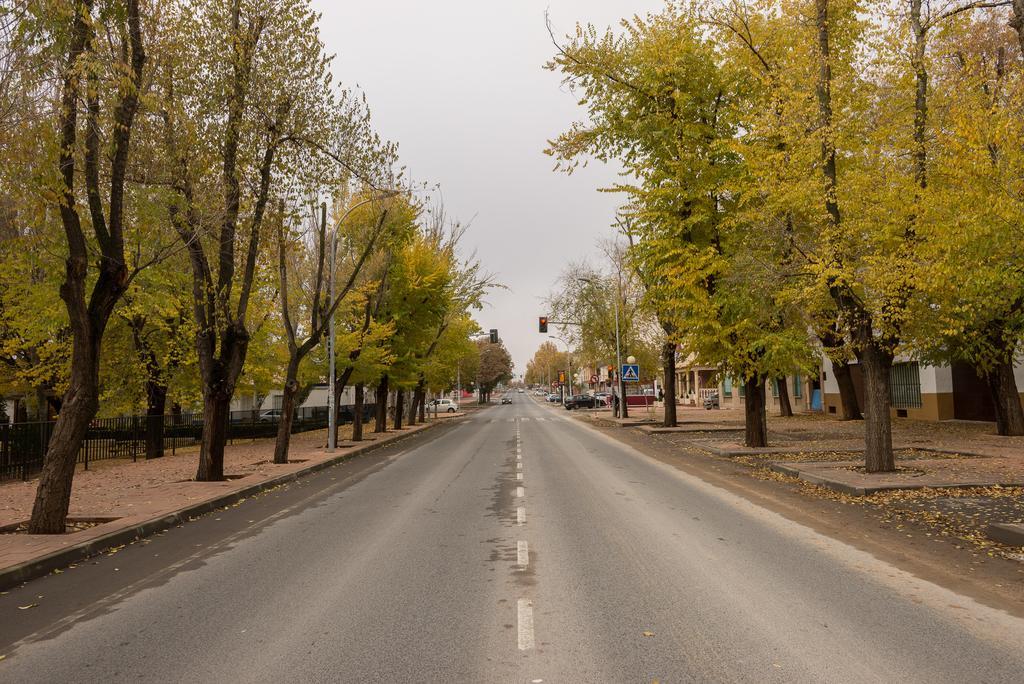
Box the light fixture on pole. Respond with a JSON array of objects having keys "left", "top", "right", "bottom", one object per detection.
[{"left": 578, "top": 275, "right": 626, "bottom": 418}]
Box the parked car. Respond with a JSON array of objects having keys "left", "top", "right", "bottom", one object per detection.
[
  {"left": 501, "top": 397, "right": 513, "bottom": 405},
  {"left": 258, "top": 409, "right": 283, "bottom": 422},
  {"left": 428, "top": 398, "right": 459, "bottom": 413},
  {"left": 703, "top": 391, "right": 720, "bottom": 410},
  {"left": 546, "top": 393, "right": 561, "bottom": 402},
  {"left": 565, "top": 394, "right": 600, "bottom": 410},
  {"left": 594, "top": 392, "right": 611, "bottom": 406}
]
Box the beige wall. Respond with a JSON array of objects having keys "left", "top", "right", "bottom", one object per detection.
[{"left": 822, "top": 391, "right": 1024, "bottom": 422}]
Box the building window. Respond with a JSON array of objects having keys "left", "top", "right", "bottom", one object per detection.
[
  {"left": 723, "top": 376, "right": 732, "bottom": 398},
  {"left": 890, "top": 362, "right": 922, "bottom": 409},
  {"left": 794, "top": 372, "right": 802, "bottom": 398},
  {"left": 771, "top": 379, "right": 780, "bottom": 397}
]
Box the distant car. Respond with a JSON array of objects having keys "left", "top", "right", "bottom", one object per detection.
[
  {"left": 703, "top": 392, "right": 720, "bottom": 410},
  {"left": 501, "top": 397, "right": 513, "bottom": 405},
  {"left": 546, "top": 393, "right": 561, "bottom": 402},
  {"left": 594, "top": 392, "right": 611, "bottom": 406},
  {"left": 517, "top": 388, "right": 525, "bottom": 393},
  {"left": 428, "top": 398, "right": 458, "bottom": 413},
  {"left": 564, "top": 394, "right": 600, "bottom": 410},
  {"left": 258, "top": 409, "right": 283, "bottom": 422}
]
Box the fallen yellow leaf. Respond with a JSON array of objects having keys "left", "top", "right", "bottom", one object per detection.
[
  {"left": 18, "top": 604, "right": 38, "bottom": 610},
  {"left": 642, "top": 630, "right": 655, "bottom": 637}
]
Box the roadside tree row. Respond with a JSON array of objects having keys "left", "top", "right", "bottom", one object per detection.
[
  {"left": 546, "top": 0, "right": 1024, "bottom": 469},
  {"left": 0, "top": 0, "right": 493, "bottom": 532}
]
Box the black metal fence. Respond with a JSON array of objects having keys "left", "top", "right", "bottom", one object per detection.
[{"left": 0, "top": 405, "right": 370, "bottom": 483}]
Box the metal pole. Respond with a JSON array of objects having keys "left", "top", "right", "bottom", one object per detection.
[
  {"left": 327, "top": 202, "right": 336, "bottom": 452},
  {"left": 567, "top": 352, "right": 572, "bottom": 400},
  {"left": 614, "top": 271, "right": 627, "bottom": 418}
]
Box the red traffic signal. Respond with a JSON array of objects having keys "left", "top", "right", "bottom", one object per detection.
[{"left": 539, "top": 316, "right": 548, "bottom": 333}]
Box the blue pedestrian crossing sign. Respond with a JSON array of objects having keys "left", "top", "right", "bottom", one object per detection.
[{"left": 621, "top": 364, "right": 640, "bottom": 382}]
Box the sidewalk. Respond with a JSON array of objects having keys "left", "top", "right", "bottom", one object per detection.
[
  {"left": 577, "top": 405, "right": 1024, "bottom": 552},
  {"left": 0, "top": 414, "right": 459, "bottom": 589}
]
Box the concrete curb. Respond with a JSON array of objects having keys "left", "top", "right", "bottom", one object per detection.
[
  {"left": 987, "top": 523, "right": 1024, "bottom": 547},
  {"left": 0, "top": 420, "right": 451, "bottom": 592}
]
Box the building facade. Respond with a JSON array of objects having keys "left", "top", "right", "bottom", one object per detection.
[{"left": 821, "top": 357, "right": 1024, "bottom": 421}]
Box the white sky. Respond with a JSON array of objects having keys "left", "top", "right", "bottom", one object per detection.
[{"left": 313, "top": 0, "right": 662, "bottom": 374}]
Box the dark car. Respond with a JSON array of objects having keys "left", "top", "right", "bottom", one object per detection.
[
  {"left": 703, "top": 391, "right": 720, "bottom": 410},
  {"left": 564, "top": 394, "right": 599, "bottom": 410},
  {"left": 501, "top": 397, "right": 513, "bottom": 405}
]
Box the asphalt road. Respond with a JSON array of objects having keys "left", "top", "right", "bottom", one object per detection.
[{"left": 3, "top": 397, "right": 1024, "bottom": 682}]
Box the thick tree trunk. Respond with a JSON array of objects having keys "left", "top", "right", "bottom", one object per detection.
[
  {"left": 833, "top": 360, "right": 862, "bottom": 420},
  {"left": 273, "top": 358, "right": 300, "bottom": 464},
  {"left": 352, "top": 383, "right": 364, "bottom": 442},
  {"left": 776, "top": 376, "right": 794, "bottom": 417},
  {"left": 144, "top": 380, "right": 167, "bottom": 459},
  {"left": 743, "top": 376, "right": 768, "bottom": 448},
  {"left": 374, "top": 375, "right": 388, "bottom": 433},
  {"left": 197, "top": 390, "right": 230, "bottom": 481},
  {"left": 394, "top": 389, "right": 405, "bottom": 430},
  {"left": 986, "top": 360, "right": 1024, "bottom": 436},
  {"left": 28, "top": 354, "right": 100, "bottom": 533},
  {"left": 858, "top": 343, "right": 895, "bottom": 472},
  {"left": 662, "top": 341, "right": 677, "bottom": 428},
  {"left": 418, "top": 388, "right": 426, "bottom": 422}
]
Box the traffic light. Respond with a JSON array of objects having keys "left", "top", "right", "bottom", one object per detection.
[
  {"left": 539, "top": 316, "right": 548, "bottom": 333},
  {"left": 558, "top": 370, "right": 566, "bottom": 383},
  {"left": 489, "top": 329, "right": 498, "bottom": 343}
]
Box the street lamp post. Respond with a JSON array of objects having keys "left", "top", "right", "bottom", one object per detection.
[
  {"left": 578, "top": 275, "right": 627, "bottom": 418},
  {"left": 614, "top": 270, "right": 627, "bottom": 419}
]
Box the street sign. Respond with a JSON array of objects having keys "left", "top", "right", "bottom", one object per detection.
[
  {"left": 621, "top": 364, "right": 640, "bottom": 382},
  {"left": 590, "top": 375, "right": 598, "bottom": 384}
]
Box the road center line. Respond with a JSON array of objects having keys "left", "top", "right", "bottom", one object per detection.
[
  {"left": 517, "top": 599, "right": 535, "bottom": 650},
  {"left": 516, "top": 472, "right": 523, "bottom": 481},
  {"left": 517, "top": 540, "right": 529, "bottom": 566},
  {"left": 517, "top": 506, "right": 526, "bottom": 524},
  {"left": 516, "top": 486, "right": 525, "bottom": 498}
]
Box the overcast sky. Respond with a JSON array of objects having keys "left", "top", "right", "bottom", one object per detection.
[{"left": 312, "top": 0, "right": 661, "bottom": 375}]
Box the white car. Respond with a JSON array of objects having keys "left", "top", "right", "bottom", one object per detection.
[{"left": 428, "top": 398, "right": 459, "bottom": 413}]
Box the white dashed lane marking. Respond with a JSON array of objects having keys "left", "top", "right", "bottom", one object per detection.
[
  {"left": 517, "top": 540, "right": 529, "bottom": 567},
  {"left": 517, "top": 599, "right": 535, "bottom": 650}
]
